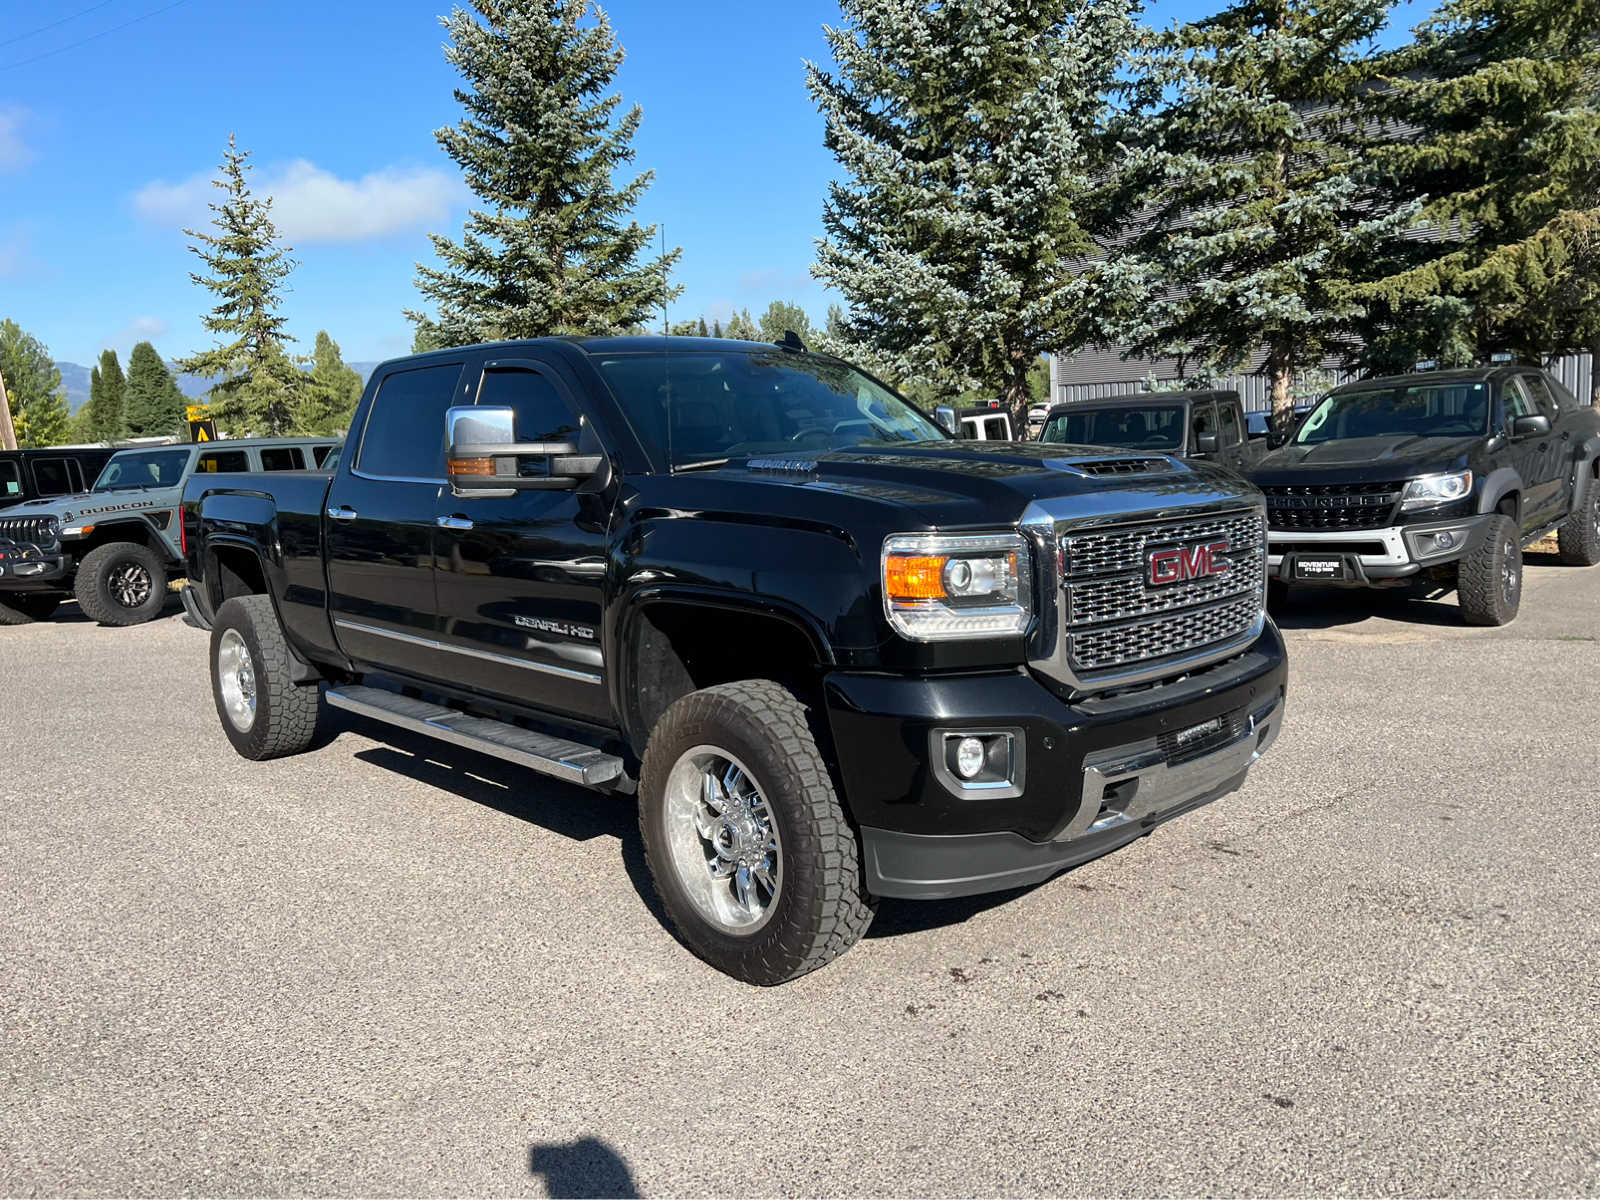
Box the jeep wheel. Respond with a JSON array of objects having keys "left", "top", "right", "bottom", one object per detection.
[
  {"left": 1457, "top": 514, "right": 1522, "bottom": 626},
  {"left": 210, "top": 595, "right": 321, "bottom": 760},
  {"left": 1556, "top": 483, "right": 1600, "bottom": 566},
  {"left": 0, "top": 592, "right": 63, "bottom": 624},
  {"left": 74, "top": 542, "right": 168, "bottom": 626},
  {"left": 639, "top": 680, "right": 876, "bottom": 985}
]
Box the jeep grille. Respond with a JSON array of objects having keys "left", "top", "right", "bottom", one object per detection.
[{"left": 0, "top": 515, "right": 59, "bottom": 548}]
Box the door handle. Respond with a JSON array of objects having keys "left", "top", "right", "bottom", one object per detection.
[
  {"left": 436, "top": 515, "right": 474, "bottom": 531},
  {"left": 327, "top": 505, "right": 358, "bottom": 522}
]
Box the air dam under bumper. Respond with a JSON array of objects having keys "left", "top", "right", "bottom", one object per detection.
[{"left": 860, "top": 692, "right": 1281, "bottom": 899}]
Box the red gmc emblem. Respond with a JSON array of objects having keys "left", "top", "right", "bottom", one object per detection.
[{"left": 1148, "top": 540, "right": 1231, "bottom": 586}]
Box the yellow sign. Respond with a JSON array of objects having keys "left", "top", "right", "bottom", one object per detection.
[{"left": 186, "top": 404, "right": 210, "bottom": 422}]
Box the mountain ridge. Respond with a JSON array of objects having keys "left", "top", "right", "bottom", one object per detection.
[{"left": 52, "top": 360, "right": 383, "bottom": 414}]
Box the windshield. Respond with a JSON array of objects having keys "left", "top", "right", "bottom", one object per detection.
[
  {"left": 1296, "top": 383, "right": 1490, "bottom": 444},
  {"left": 1040, "top": 405, "right": 1185, "bottom": 452},
  {"left": 589, "top": 349, "right": 947, "bottom": 468},
  {"left": 93, "top": 448, "right": 191, "bottom": 491}
]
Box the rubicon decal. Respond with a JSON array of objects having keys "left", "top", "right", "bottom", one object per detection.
[{"left": 1148, "top": 540, "right": 1230, "bottom": 586}]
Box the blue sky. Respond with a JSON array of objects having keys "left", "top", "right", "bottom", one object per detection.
[{"left": 1, "top": 0, "right": 1431, "bottom": 369}]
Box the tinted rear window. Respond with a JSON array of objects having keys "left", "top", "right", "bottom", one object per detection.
[
  {"left": 357, "top": 363, "right": 463, "bottom": 479},
  {"left": 30, "top": 457, "right": 82, "bottom": 495},
  {"left": 0, "top": 460, "right": 19, "bottom": 496},
  {"left": 198, "top": 450, "right": 250, "bottom": 472},
  {"left": 260, "top": 447, "right": 305, "bottom": 471}
]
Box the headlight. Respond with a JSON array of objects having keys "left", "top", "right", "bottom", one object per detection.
[
  {"left": 882, "top": 532, "right": 1033, "bottom": 640},
  {"left": 1400, "top": 470, "right": 1472, "bottom": 511}
]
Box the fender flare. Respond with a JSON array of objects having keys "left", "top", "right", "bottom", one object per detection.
[
  {"left": 1570, "top": 435, "right": 1600, "bottom": 511},
  {"left": 1476, "top": 466, "right": 1524, "bottom": 519}
]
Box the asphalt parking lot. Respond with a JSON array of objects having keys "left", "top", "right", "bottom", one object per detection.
[{"left": 3, "top": 558, "right": 1598, "bottom": 1197}]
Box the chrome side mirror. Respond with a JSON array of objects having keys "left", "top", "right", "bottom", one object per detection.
[
  {"left": 933, "top": 405, "right": 958, "bottom": 436},
  {"left": 445, "top": 406, "right": 601, "bottom": 496}
]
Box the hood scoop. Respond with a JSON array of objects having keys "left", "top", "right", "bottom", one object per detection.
[
  {"left": 1045, "top": 455, "right": 1180, "bottom": 477},
  {"left": 745, "top": 457, "right": 819, "bottom": 476}
]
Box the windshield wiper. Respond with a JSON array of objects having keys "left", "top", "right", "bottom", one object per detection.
[{"left": 673, "top": 458, "right": 730, "bottom": 473}]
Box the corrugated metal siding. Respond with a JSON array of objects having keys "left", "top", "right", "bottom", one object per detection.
[{"left": 1054, "top": 351, "right": 1595, "bottom": 411}]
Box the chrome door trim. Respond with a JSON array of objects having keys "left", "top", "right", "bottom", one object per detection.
[{"left": 333, "top": 617, "right": 603, "bottom": 685}]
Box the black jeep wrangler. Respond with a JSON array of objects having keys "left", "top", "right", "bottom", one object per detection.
[{"left": 1251, "top": 363, "right": 1600, "bottom": 624}]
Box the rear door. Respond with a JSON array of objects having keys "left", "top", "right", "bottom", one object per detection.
[
  {"left": 325, "top": 359, "right": 469, "bottom": 679},
  {"left": 431, "top": 355, "right": 613, "bottom": 723}
]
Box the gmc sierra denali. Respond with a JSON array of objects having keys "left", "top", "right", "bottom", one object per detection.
[
  {"left": 182, "top": 336, "right": 1288, "bottom": 984},
  {"left": 1251, "top": 362, "right": 1600, "bottom": 624}
]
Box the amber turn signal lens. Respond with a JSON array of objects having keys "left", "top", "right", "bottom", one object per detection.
[
  {"left": 884, "top": 554, "right": 948, "bottom": 601},
  {"left": 447, "top": 456, "right": 495, "bottom": 476}
]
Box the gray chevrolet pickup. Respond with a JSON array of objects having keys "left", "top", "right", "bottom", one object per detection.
[{"left": 0, "top": 437, "right": 337, "bottom": 626}]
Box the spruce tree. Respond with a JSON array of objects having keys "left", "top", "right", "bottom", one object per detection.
[
  {"left": 722, "top": 307, "right": 758, "bottom": 341},
  {"left": 1362, "top": 0, "right": 1600, "bottom": 393},
  {"left": 297, "top": 331, "right": 365, "bottom": 435},
  {"left": 86, "top": 349, "right": 127, "bottom": 442},
  {"left": 757, "top": 301, "right": 815, "bottom": 346},
  {"left": 711, "top": 318, "right": 723, "bottom": 339},
  {"left": 408, "top": 0, "right": 682, "bottom": 344},
  {"left": 809, "top": 0, "right": 1141, "bottom": 424},
  {"left": 124, "top": 342, "right": 187, "bottom": 436},
  {"left": 1113, "top": 0, "right": 1408, "bottom": 424},
  {"left": 174, "top": 134, "right": 304, "bottom": 436},
  {"left": 0, "top": 319, "right": 72, "bottom": 448}
]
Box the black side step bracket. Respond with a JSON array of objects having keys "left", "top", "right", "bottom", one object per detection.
[{"left": 325, "top": 685, "right": 626, "bottom": 789}]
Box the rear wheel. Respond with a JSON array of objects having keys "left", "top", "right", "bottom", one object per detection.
[
  {"left": 1457, "top": 515, "right": 1522, "bottom": 626},
  {"left": 210, "top": 595, "right": 321, "bottom": 760},
  {"left": 74, "top": 541, "right": 168, "bottom": 626},
  {"left": 1557, "top": 484, "right": 1600, "bottom": 566},
  {"left": 0, "top": 592, "right": 63, "bottom": 624},
  {"left": 639, "top": 680, "right": 876, "bottom": 985}
]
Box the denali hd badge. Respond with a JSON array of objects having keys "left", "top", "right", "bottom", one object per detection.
[{"left": 1148, "top": 540, "right": 1230, "bottom": 586}]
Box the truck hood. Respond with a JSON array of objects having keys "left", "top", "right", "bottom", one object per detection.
[
  {"left": 677, "top": 440, "right": 1258, "bottom": 528},
  {"left": 0, "top": 490, "right": 167, "bottom": 523},
  {"left": 1250, "top": 435, "right": 1479, "bottom": 485}
]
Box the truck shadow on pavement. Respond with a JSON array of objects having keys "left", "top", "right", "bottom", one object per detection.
[
  {"left": 527, "top": 1136, "right": 639, "bottom": 1199},
  {"left": 318, "top": 708, "right": 1033, "bottom": 943},
  {"left": 49, "top": 592, "right": 185, "bottom": 626}
]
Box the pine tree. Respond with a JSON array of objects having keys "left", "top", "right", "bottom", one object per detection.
[
  {"left": 408, "top": 0, "right": 682, "bottom": 344},
  {"left": 757, "top": 301, "right": 816, "bottom": 346},
  {"left": 1113, "top": 0, "right": 1409, "bottom": 425},
  {"left": 0, "top": 319, "right": 72, "bottom": 447},
  {"left": 174, "top": 134, "right": 304, "bottom": 436},
  {"left": 809, "top": 0, "right": 1142, "bottom": 425},
  {"left": 84, "top": 349, "right": 127, "bottom": 442},
  {"left": 124, "top": 342, "right": 187, "bottom": 436},
  {"left": 1361, "top": 0, "right": 1600, "bottom": 395},
  {"left": 711, "top": 318, "right": 723, "bottom": 339},
  {"left": 722, "top": 307, "right": 758, "bottom": 340},
  {"left": 297, "top": 331, "right": 365, "bottom": 435},
  {"left": 696, "top": 316, "right": 709, "bottom": 338}
]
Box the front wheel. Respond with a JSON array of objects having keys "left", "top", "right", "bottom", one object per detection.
[
  {"left": 1557, "top": 484, "right": 1600, "bottom": 566},
  {"left": 0, "top": 592, "right": 63, "bottom": 624},
  {"left": 210, "top": 595, "right": 321, "bottom": 760},
  {"left": 1458, "top": 514, "right": 1522, "bottom": 626},
  {"left": 639, "top": 680, "right": 876, "bottom": 985},
  {"left": 74, "top": 542, "right": 168, "bottom": 626}
]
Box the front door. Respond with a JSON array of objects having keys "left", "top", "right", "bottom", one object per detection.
[
  {"left": 1188, "top": 400, "right": 1219, "bottom": 461},
  {"left": 432, "top": 358, "right": 614, "bottom": 724},
  {"left": 1520, "top": 374, "right": 1573, "bottom": 521},
  {"left": 325, "top": 359, "right": 468, "bottom": 679},
  {"left": 1502, "top": 377, "right": 1563, "bottom": 531}
]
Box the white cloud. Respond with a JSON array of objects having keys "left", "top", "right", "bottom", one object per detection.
[
  {"left": 0, "top": 106, "right": 33, "bottom": 172},
  {"left": 102, "top": 315, "right": 171, "bottom": 351},
  {"left": 133, "top": 159, "right": 461, "bottom": 243}
]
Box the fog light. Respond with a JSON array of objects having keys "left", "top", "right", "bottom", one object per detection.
[
  {"left": 955, "top": 736, "right": 986, "bottom": 779},
  {"left": 1434, "top": 530, "right": 1456, "bottom": 550}
]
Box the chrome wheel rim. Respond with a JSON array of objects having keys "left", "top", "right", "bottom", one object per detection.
[
  {"left": 662, "top": 745, "right": 782, "bottom": 934},
  {"left": 110, "top": 561, "right": 152, "bottom": 608},
  {"left": 1592, "top": 492, "right": 1599, "bottom": 539},
  {"left": 1502, "top": 538, "right": 1519, "bottom": 603},
  {"left": 217, "top": 629, "right": 257, "bottom": 732}
]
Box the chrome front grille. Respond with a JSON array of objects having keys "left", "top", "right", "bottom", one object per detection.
[
  {"left": 0, "top": 516, "right": 59, "bottom": 547},
  {"left": 1057, "top": 507, "right": 1266, "bottom": 683}
]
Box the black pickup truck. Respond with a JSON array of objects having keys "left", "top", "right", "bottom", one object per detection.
[
  {"left": 1252, "top": 363, "right": 1600, "bottom": 624},
  {"left": 1039, "top": 390, "right": 1263, "bottom": 476},
  {"left": 182, "top": 336, "right": 1287, "bottom": 984}
]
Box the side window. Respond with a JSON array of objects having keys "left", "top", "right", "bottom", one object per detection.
[
  {"left": 357, "top": 363, "right": 463, "bottom": 479},
  {"left": 0, "top": 459, "right": 20, "bottom": 496},
  {"left": 982, "top": 416, "right": 1009, "bottom": 440},
  {"left": 1503, "top": 378, "right": 1537, "bottom": 422},
  {"left": 1522, "top": 374, "right": 1558, "bottom": 418},
  {"left": 477, "top": 367, "right": 580, "bottom": 443},
  {"left": 197, "top": 450, "right": 249, "bottom": 473},
  {"left": 1191, "top": 403, "right": 1217, "bottom": 440},
  {"left": 260, "top": 447, "right": 305, "bottom": 471},
  {"left": 312, "top": 444, "right": 337, "bottom": 466},
  {"left": 30, "top": 457, "right": 82, "bottom": 496},
  {"left": 1219, "top": 403, "right": 1242, "bottom": 447}
]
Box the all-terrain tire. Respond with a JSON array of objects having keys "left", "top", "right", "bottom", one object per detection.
[
  {"left": 1556, "top": 481, "right": 1600, "bottom": 566},
  {"left": 638, "top": 679, "right": 877, "bottom": 985},
  {"left": 0, "top": 593, "right": 63, "bottom": 624},
  {"left": 74, "top": 541, "right": 168, "bottom": 626},
  {"left": 210, "top": 595, "right": 321, "bottom": 760},
  {"left": 1457, "top": 514, "right": 1522, "bottom": 626}
]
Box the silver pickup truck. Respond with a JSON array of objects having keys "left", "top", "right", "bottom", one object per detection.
[{"left": 0, "top": 437, "right": 337, "bottom": 627}]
